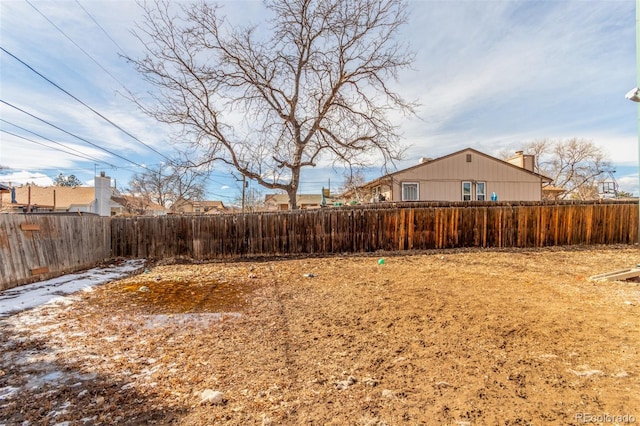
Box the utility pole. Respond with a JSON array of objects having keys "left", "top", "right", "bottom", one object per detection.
[
  {"left": 232, "top": 172, "right": 249, "bottom": 213},
  {"left": 625, "top": 0, "right": 640, "bottom": 244},
  {"left": 637, "top": 0, "right": 640, "bottom": 244},
  {"left": 241, "top": 175, "right": 247, "bottom": 213}
]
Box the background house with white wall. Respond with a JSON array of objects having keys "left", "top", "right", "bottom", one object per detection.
[{"left": 0, "top": 172, "right": 115, "bottom": 216}]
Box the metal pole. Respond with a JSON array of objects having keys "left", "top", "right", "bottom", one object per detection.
[
  {"left": 242, "top": 175, "right": 246, "bottom": 213},
  {"left": 637, "top": 0, "right": 640, "bottom": 244}
]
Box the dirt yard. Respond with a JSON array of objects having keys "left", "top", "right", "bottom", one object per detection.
[{"left": 1, "top": 246, "right": 638, "bottom": 425}]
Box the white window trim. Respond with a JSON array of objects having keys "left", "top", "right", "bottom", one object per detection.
[
  {"left": 401, "top": 182, "right": 419, "bottom": 201},
  {"left": 476, "top": 182, "right": 486, "bottom": 201},
  {"left": 462, "top": 181, "right": 472, "bottom": 201}
]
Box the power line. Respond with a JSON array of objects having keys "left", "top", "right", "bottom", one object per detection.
[
  {"left": 2, "top": 129, "right": 102, "bottom": 164},
  {"left": 75, "top": 0, "right": 127, "bottom": 55},
  {"left": 2, "top": 115, "right": 236, "bottom": 200},
  {"left": 16, "top": 1, "right": 179, "bottom": 165},
  {"left": 0, "top": 19, "right": 248, "bottom": 200},
  {"left": 0, "top": 46, "right": 174, "bottom": 164},
  {"left": 2, "top": 166, "right": 98, "bottom": 174},
  {"left": 0, "top": 118, "right": 120, "bottom": 168},
  {"left": 24, "top": 0, "right": 130, "bottom": 93},
  {"left": 1, "top": 99, "right": 149, "bottom": 170}
]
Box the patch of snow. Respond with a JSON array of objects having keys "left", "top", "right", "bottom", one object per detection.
[
  {"left": 140, "top": 312, "right": 242, "bottom": 329},
  {"left": 538, "top": 353, "right": 558, "bottom": 359},
  {"left": 51, "top": 400, "right": 72, "bottom": 417},
  {"left": 0, "top": 260, "right": 145, "bottom": 318},
  {"left": 567, "top": 367, "right": 604, "bottom": 377},
  {"left": 0, "top": 386, "right": 19, "bottom": 400},
  {"left": 611, "top": 371, "right": 629, "bottom": 378}
]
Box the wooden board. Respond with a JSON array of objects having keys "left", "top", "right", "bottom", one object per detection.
[
  {"left": 20, "top": 223, "right": 40, "bottom": 231},
  {"left": 31, "top": 266, "right": 50, "bottom": 275},
  {"left": 590, "top": 268, "right": 640, "bottom": 282}
]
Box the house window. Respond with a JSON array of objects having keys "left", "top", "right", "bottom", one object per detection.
[
  {"left": 462, "top": 181, "right": 472, "bottom": 201},
  {"left": 402, "top": 182, "right": 419, "bottom": 201},
  {"left": 466, "top": 154, "right": 472, "bottom": 162},
  {"left": 476, "top": 182, "right": 486, "bottom": 201}
]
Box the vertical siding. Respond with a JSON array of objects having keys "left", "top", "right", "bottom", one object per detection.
[
  {"left": 110, "top": 201, "right": 637, "bottom": 260},
  {"left": 391, "top": 150, "right": 545, "bottom": 201},
  {"left": 0, "top": 214, "right": 111, "bottom": 291}
]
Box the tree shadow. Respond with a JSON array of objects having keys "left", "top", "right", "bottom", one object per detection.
[{"left": 0, "top": 323, "right": 187, "bottom": 425}]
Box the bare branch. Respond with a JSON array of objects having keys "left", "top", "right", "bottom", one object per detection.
[
  {"left": 128, "top": 0, "right": 415, "bottom": 208},
  {"left": 524, "top": 138, "right": 613, "bottom": 200}
]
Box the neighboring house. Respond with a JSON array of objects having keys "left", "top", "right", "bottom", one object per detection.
[
  {"left": 110, "top": 195, "right": 168, "bottom": 216},
  {"left": 346, "top": 148, "right": 552, "bottom": 203},
  {"left": 0, "top": 173, "right": 114, "bottom": 216},
  {"left": 0, "top": 183, "right": 10, "bottom": 210},
  {"left": 264, "top": 193, "right": 340, "bottom": 211},
  {"left": 173, "top": 200, "right": 227, "bottom": 215},
  {"left": 542, "top": 185, "right": 565, "bottom": 200},
  {"left": 1, "top": 185, "right": 94, "bottom": 213}
]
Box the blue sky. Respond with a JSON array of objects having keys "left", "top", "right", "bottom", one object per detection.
[{"left": 0, "top": 0, "right": 638, "bottom": 204}]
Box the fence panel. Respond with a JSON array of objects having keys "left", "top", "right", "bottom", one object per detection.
[
  {"left": 110, "top": 201, "right": 637, "bottom": 260},
  {"left": 2, "top": 202, "right": 636, "bottom": 291},
  {"left": 0, "top": 214, "right": 111, "bottom": 291}
]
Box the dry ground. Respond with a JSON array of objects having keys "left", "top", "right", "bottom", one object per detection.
[{"left": 1, "top": 246, "right": 639, "bottom": 425}]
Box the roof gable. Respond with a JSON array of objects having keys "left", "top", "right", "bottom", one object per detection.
[{"left": 388, "top": 147, "right": 552, "bottom": 182}]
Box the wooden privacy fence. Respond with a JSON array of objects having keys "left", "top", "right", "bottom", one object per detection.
[
  {"left": 0, "top": 214, "right": 111, "bottom": 291},
  {"left": 111, "top": 200, "right": 638, "bottom": 260}
]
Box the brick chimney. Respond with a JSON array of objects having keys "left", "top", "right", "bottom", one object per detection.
[
  {"left": 94, "top": 172, "right": 112, "bottom": 217},
  {"left": 506, "top": 151, "right": 535, "bottom": 172}
]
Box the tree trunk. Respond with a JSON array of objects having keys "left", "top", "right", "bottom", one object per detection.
[
  {"left": 286, "top": 187, "right": 298, "bottom": 210},
  {"left": 287, "top": 167, "right": 301, "bottom": 210}
]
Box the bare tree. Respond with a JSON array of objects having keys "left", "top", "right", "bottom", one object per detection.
[
  {"left": 339, "top": 169, "right": 368, "bottom": 202},
  {"left": 115, "top": 194, "right": 154, "bottom": 216},
  {"left": 127, "top": 164, "right": 206, "bottom": 210},
  {"left": 129, "top": 0, "right": 415, "bottom": 209},
  {"left": 523, "top": 138, "right": 613, "bottom": 200},
  {"left": 233, "top": 186, "right": 266, "bottom": 213}
]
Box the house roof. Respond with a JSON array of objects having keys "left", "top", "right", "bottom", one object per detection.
[
  {"left": 0, "top": 185, "right": 96, "bottom": 209},
  {"left": 542, "top": 185, "right": 565, "bottom": 194},
  {"left": 0, "top": 183, "right": 10, "bottom": 193},
  {"left": 190, "top": 200, "right": 226, "bottom": 209},
  {"left": 265, "top": 194, "right": 337, "bottom": 205},
  {"left": 172, "top": 200, "right": 227, "bottom": 212},
  {"left": 357, "top": 147, "right": 552, "bottom": 190}
]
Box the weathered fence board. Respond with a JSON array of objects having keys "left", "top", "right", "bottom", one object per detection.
[
  {"left": 0, "top": 214, "right": 111, "bottom": 291},
  {"left": 110, "top": 201, "right": 638, "bottom": 260}
]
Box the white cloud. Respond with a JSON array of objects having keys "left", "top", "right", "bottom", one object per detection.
[
  {"left": 0, "top": 170, "right": 53, "bottom": 186},
  {"left": 616, "top": 173, "right": 638, "bottom": 197},
  {"left": 1, "top": 0, "right": 637, "bottom": 198}
]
